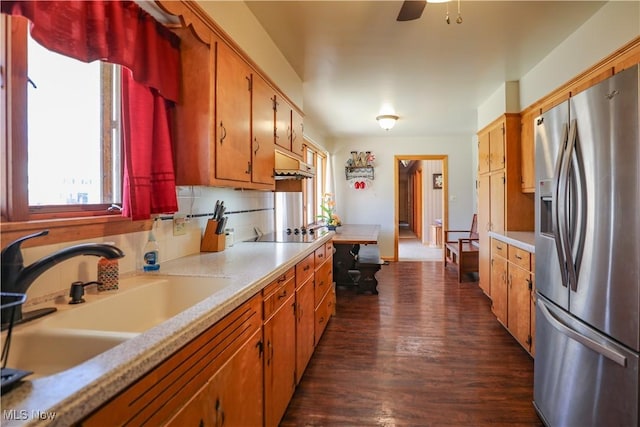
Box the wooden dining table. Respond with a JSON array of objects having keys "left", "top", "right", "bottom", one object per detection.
[{"left": 331, "top": 224, "right": 381, "bottom": 292}]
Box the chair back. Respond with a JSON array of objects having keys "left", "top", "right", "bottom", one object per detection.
[{"left": 469, "top": 214, "right": 478, "bottom": 239}]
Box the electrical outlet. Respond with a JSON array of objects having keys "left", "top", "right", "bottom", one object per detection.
[{"left": 173, "top": 215, "right": 187, "bottom": 236}]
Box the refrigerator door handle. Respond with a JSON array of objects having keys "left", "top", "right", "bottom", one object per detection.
[
  {"left": 553, "top": 123, "right": 570, "bottom": 287},
  {"left": 538, "top": 299, "right": 627, "bottom": 367},
  {"left": 562, "top": 120, "right": 580, "bottom": 291},
  {"left": 567, "top": 119, "right": 587, "bottom": 292}
]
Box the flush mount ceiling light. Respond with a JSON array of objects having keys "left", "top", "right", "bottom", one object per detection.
[{"left": 376, "top": 114, "right": 399, "bottom": 131}]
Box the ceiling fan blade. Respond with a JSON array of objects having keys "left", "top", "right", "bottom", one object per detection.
[{"left": 397, "top": 0, "right": 427, "bottom": 21}]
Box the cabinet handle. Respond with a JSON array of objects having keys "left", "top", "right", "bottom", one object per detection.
[
  {"left": 219, "top": 121, "right": 227, "bottom": 144},
  {"left": 496, "top": 244, "right": 503, "bottom": 250},
  {"left": 277, "top": 274, "right": 287, "bottom": 283},
  {"left": 304, "top": 265, "right": 310, "bottom": 271},
  {"left": 267, "top": 340, "right": 272, "bottom": 366},
  {"left": 515, "top": 254, "right": 522, "bottom": 260},
  {"left": 246, "top": 161, "right": 251, "bottom": 175},
  {"left": 254, "top": 137, "right": 260, "bottom": 155},
  {"left": 319, "top": 316, "right": 325, "bottom": 324},
  {"left": 278, "top": 289, "right": 287, "bottom": 299}
]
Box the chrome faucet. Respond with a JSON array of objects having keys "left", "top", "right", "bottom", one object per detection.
[{"left": 1, "top": 230, "right": 124, "bottom": 326}]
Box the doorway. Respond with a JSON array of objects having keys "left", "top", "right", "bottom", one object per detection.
[{"left": 394, "top": 155, "right": 448, "bottom": 261}]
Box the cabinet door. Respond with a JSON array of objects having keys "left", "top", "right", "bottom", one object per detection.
[
  {"left": 218, "top": 328, "right": 264, "bottom": 426},
  {"left": 274, "top": 95, "right": 292, "bottom": 151},
  {"left": 477, "top": 174, "right": 491, "bottom": 296},
  {"left": 251, "top": 74, "right": 275, "bottom": 186},
  {"left": 508, "top": 264, "right": 532, "bottom": 351},
  {"left": 165, "top": 380, "right": 216, "bottom": 427},
  {"left": 520, "top": 110, "right": 536, "bottom": 193},
  {"left": 216, "top": 41, "right": 252, "bottom": 183},
  {"left": 296, "top": 275, "right": 315, "bottom": 384},
  {"left": 491, "top": 255, "right": 508, "bottom": 325},
  {"left": 530, "top": 272, "right": 536, "bottom": 356},
  {"left": 264, "top": 293, "right": 296, "bottom": 427},
  {"left": 291, "top": 109, "right": 304, "bottom": 157},
  {"left": 490, "top": 171, "right": 505, "bottom": 233},
  {"left": 489, "top": 122, "right": 505, "bottom": 171},
  {"left": 478, "top": 131, "right": 490, "bottom": 175},
  {"left": 171, "top": 26, "right": 213, "bottom": 186}
]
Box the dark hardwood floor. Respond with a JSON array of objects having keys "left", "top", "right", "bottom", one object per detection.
[{"left": 281, "top": 261, "right": 543, "bottom": 426}]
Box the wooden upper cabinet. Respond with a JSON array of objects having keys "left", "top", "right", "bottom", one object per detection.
[
  {"left": 478, "top": 131, "right": 490, "bottom": 175},
  {"left": 274, "top": 95, "right": 292, "bottom": 152},
  {"left": 291, "top": 109, "right": 305, "bottom": 158},
  {"left": 251, "top": 74, "right": 276, "bottom": 186},
  {"left": 489, "top": 124, "right": 505, "bottom": 172},
  {"left": 274, "top": 96, "right": 304, "bottom": 158},
  {"left": 216, "top": 41, "right": 252, "bottom": 183},
  {"left": 520, "top": 109, "right": 537, "bottom": 193},
  {"left": 478, "top": 119, "right": 505, "bottom": 174}
]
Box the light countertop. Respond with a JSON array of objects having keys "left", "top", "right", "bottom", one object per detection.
[
  {"left": 488, "top": 231, "right": 535, "bottom": 253},
  {"left": 331, "top": 224, "right": 380, "bottom": 244},
  {"left": 1, "top": 234, "right": 332, "bottom": 427}
]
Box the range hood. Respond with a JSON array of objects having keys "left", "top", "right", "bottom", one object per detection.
[{"left": 274, "top": 150, "right": 315, "bottom": 180}]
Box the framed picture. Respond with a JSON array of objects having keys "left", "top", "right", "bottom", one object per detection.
[{"left": 433, "top": 173, "right": 443, "bottom": 189}]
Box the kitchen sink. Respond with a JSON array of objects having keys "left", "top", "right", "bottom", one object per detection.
[
  {"left": 41, "top": 275, "right": 233, "bottom": 333},
  {"left": 2, "top": 275, "right": 234, "bottom": 377}
]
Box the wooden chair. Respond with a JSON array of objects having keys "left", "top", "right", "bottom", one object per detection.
[{"left": 444, "top": 214, "right": 479, "bottom": 282}]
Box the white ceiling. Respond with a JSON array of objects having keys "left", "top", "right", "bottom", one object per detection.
[{"left": 244, "top": 1, "right": 607, "bottom": 139}]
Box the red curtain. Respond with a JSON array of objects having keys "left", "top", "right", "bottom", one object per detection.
[
  {"left": 122, "top": 69, "right": 178, "bottom": 220},
  {"left": 1, "top": 0, "right": 180, "bottom": 219},
  {"left": 1, "top": 0, "right": 180, "bottom": 101}
]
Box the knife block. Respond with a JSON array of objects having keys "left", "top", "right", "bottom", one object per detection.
[{"left": 201, "top": 220, "right": 225, "bottom": 252}]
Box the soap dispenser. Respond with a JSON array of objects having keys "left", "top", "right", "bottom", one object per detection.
[{"left": 142, "top": 219, "right": 160, "bottom": 272}]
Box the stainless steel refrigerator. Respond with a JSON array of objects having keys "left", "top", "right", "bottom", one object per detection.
[{"left": 533, "top": 64, "right": 640, "bottom": 426}]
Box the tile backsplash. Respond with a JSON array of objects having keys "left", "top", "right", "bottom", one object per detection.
[{"left": 18, "top": 186, "right": 275, "bottom": 304}]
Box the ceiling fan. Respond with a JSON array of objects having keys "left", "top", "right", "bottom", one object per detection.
[{"left": 396, "top": 0, "right": 463, "bottom": 24}]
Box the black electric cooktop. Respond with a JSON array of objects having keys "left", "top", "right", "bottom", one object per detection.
[{"left": 250, "top": 227, "right": 330, "bottom": 243}]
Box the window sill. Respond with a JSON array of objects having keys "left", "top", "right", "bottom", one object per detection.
[{"left": 1, "top": 215, "right": 152, "bottom": 249}]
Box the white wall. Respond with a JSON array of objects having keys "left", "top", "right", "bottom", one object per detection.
[
  {"left": 520, "top": 1, "right": 639, "bottom": 109},
  {"left": 330, "top": 135, "right": 475, "bottom": 258},
  {"left": 420, "top": 160, "right": 444, "bottom": 246}
]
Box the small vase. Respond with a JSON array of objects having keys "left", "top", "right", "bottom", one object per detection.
[{"left": 327, "top": 225, "right": 337, "bottom": 231}]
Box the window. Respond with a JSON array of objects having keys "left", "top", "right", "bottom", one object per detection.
[
  {"left": 304, "top": 143, "right": 326, "bottom": 225},
  {"left": 27, "top": 30, "right": 121, "bottom": 211},
  {"left": 1, "top": 16, "right": 122, "bottom": 222}
]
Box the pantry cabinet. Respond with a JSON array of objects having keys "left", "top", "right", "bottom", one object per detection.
[
  {"left": 82, "top": 294, "right": 264, "bottom": 426},
  {"left": 477, "top": 114, "right": 534, "bottom": 296}
]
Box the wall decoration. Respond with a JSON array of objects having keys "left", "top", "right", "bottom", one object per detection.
[
  {"left": 433, "top": 173, "right": 443, "bottom": 189},
  {"left": 346, "top": 151, "right": 375, "bottom": 189}
]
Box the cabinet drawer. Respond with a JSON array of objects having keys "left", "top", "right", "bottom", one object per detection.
[
  {"left": 491, "top": 238, "right": 508, "bottom": 258},
  {"left": 263, "top": 267, "right": 295, "bottom": 297},
  {"left": 263, "top": 269, "right": 295, "bottom": 320},
  {"left": 324, "top": 241, "right": 334, "bottom": 256},
  {"left": 314, "top": 260, "right": 333, "bottom": 307},
  {"left": 314, "top": 245, "right": 326, "bottom": 266},
  {"left": 509, "top": 246, "right": 531, "bottom": 271},
  {"left": 314, "top": 288, "right": 335, "bottom": 346},
  {"left": 296, "top": 253, "right": 315, "bottom": 287}
]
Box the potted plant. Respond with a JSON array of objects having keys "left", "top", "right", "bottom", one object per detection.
[{"left": 318, "top": 193, "right": 341, "bottom": 230}]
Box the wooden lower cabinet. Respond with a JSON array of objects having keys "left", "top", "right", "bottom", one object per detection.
[
  {"left": 166, "top": 328, "right": 264, "bottom": 426},
  {"left": 81, "top": 294, "right": 263, "bottom": 426},
  {"left": 490, "top": 237, "right": 535, "bottom": 356},
  {"left": 263, "top": 270, "right": 297, "bottom": 427},
  {"left": 81, "top": 243, "right": 335, "bottom": 427},
  {"left": 295, "top": 274, "right": 315, "bottom": 384}
]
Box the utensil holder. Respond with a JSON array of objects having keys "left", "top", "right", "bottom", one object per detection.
[{"left": 201, "top": 220, "right": 226, "bottom": 252}]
